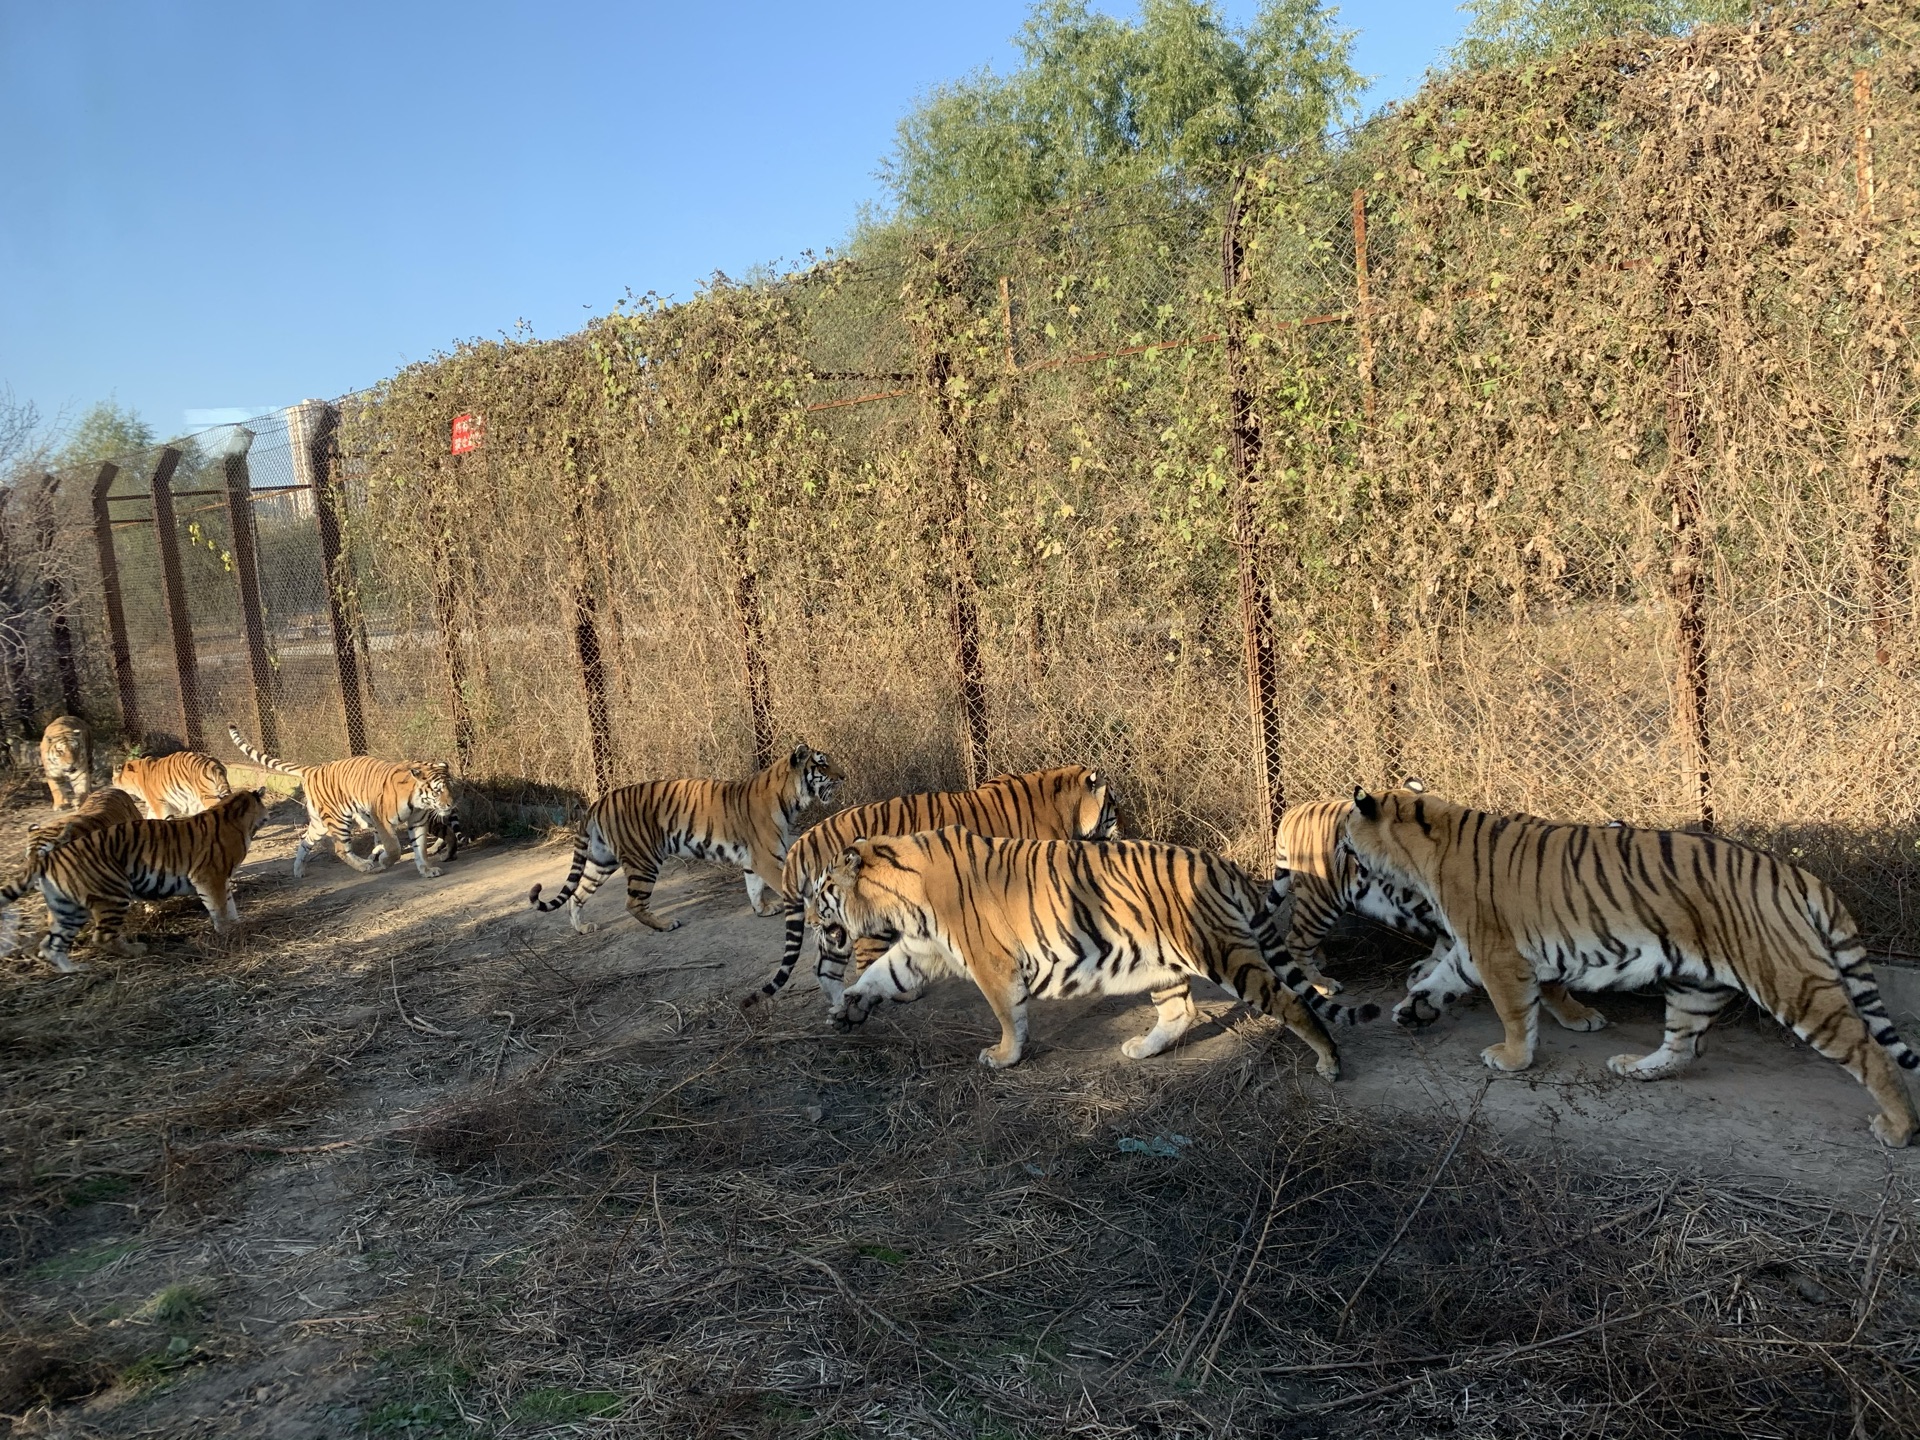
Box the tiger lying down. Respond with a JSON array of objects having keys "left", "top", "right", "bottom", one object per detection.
[
  {"left": 0, "top": 789, "right": 270, "bottom": 972},
  {"left": 812, "top": 826, "right": 1378, "bottom": 1074},
  {"left": 1341, "top": 786, "right": 1920, "bottom": 1147}
]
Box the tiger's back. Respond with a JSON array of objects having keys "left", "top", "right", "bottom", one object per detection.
[
  {"left": 821, "top": 826, "right": 1375, "bottom": 1072},
  {"left": 748, "top": 764, "right": 1116, "bottom": 1008},
  {"left": 1344, "top": 787, "right": 1920, "bottom": 1146},
  {"left": 114, "top": 751, "right": 232, "bottom": 819},
  {"left": 1, "top": 789, "right": 269, "bottom": 973}
]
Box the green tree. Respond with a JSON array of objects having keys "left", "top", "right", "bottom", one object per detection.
[
  {"left": 881, "top": 0, "right": 1359, "bottom": 227},
  {"left": 52, "top": 401, "right": 155, "bottom": 476},
  {"left": 1449, "top": 0, "right": 1751, "bottom": 71}
]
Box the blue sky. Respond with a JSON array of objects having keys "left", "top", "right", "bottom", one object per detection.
[{"left": 0, "top": 2, "right": 1469, "bottom": 443}]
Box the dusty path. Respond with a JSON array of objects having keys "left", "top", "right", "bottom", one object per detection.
[{"left": 3, "top": 791, "right": 1916, "bottom": 1437}]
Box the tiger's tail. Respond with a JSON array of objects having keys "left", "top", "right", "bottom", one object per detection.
[
  {"left": 0, "top": 872, "right": 37, "bottom": 954},
  {"left": 528, "top": 831, "right": 592, "bottom": 913},
  {"left": 744, "top": 903, "right": 809, "bottom": 1007},
  {"left": 226, "top": 724, "right": 302, "bottom": 778},
  {"left": 1815, "top": 893, "right": 1919, "bottom": 1072}
]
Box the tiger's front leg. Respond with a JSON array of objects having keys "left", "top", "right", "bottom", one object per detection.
[
  {"left": 407, "top": 824, "right": 442, "bottom": 879},
  {"left": 832, "top": 944, "right": 930, "bottom": 1031},
  {"left": 193, "top": 877, "right": 237, "bottom": 934},
  {"left": 742, "top": 870, "right": 782, "bottom": 918},
  {"left": 974, "top": 961, "right": 1031, "bottom": 1070}
]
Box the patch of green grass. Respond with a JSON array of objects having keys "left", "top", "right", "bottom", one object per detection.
[
  {"left": 28, "top": 1239, "right": 135, "bottom": 1281},
  {"left": 60, "top": 1174, "right": 132, "bottom": 1208},
  {"left": 511, "top": 1386, "right": 622, "bottom": 1421},
  {"left": 120, "top": 1336, "right": 198, "bottom": 1391},
  {"left": 140, "top": 1283, "right": 210, "bottom": 1324},
  {"left": 365, "top": 1397, "right": 464, "bottom": 1436},
  {"left": 852, "top": 1242, "right": 907, "bottom": 1266}
]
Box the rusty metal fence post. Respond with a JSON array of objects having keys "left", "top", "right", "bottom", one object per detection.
[
  {"left": 1222, "top": 178, "right": 1286, "bottom": 847},
  {"left": 1852, "top": 68, "right": 1896, "bottom": 669},
  {"left": 432, "top": 456, "right": 476, "bottom": 770},
  {"left": 292, "top": 401, "right": 367, "bottom": 756},
  {"left": 220, "top": 431, "right": 280, "bottom": 754},
  {"left": 724, "top": 468, "right": 776, "bottom": 772},
  {"left": 89, "top": 462, "right": 141, "bottom": 741},
  {"left": 0, "top": 495, "right": 35, "bottom": 737},
  {"left": 564, "top": 437, "right": 615, "bottom": 796},
  {"left": 35, "top": 475, "right": 83, "bottom": 715},
  {"left": 147, "top": 446, "right": 205, "bottom": 751},
  {"left": 928, "top": 341, "right": 993, "bottom": 788},
  {"left": 1664, "top": 265, "right": 1714, "bottom": 831}
]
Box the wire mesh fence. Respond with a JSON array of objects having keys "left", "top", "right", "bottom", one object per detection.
[{"left": 2, "top": 5, "right": 1914, "bottom": 948}]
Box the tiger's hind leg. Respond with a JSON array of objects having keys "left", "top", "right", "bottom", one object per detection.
[
  {"left": 1607, "top": 982, "right": 1734, "bottom": 1081},
  {"left": 621, "top": 855, "right": 678, "bottom": 932},
  {"left": 1541, "top": 982, "right": 1608, "bottom": 1032},
  {"left": 1121, "top": 979, "right": 1200, "bottom": 1060},
  {"left": 37, "top": 893, "right": 95, "bottom": 972},
  {"left": 1733, "top": 974, "right": 1917, "bottom": 1148},
  {"left": 86, "top": 896, "right": 143, "bottom": 960},
  {"left": 292, "top": 812, "right": 334, "bottom": 878}
]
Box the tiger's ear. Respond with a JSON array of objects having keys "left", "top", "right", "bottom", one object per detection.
[
  {"left": 1352, "top": 786, "right": 1380, "bottom": 821},
  {"left": 1403, "top": 777, "right": 1426, "bottom": 793},
  {"left": 1085, "top": 769, "right": 1101, "bottom": 787},
  {"left": 789, "top": 742, "right": 811, "bottom": 766},
  {"left": 836, "top": 845, "right": 864, "bottom": 876}
]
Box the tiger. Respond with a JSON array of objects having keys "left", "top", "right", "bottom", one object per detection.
[
  {"left": 227, "top": 724, "right": 456, "bottom": 880},
  {"left": 813, "top": 826, "right": 1379, "bottom": 1074},
  {"left": 743, "top": 764, "right": 1117, "bottom": 1017},
  {"left": 0, "top": 788, "right": 269, "bottom": 973},
  {"left": 1341, "top": 786, "right": 1920, "bottom": 1147},
  {"left": 39, "top": 715, "right": 92, "bottom": 811},
  {"left": 529, "top": 743, "right": 845, "bottom": 933},
  {"left": 1270, "top": 786, "right": 1608, "bottom": 1034},
  {"left": 113, "top": 750, "right": 232, "bottom": 819},
  {"left": 22, "top": 785, "right": 145, "bottom": 866}
]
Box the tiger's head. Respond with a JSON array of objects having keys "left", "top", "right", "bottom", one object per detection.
[
  {"left": 407, "top": 762, "right": 456, "bottom": 819},
  {"left": 1342, "top": 784, "right": 1453, "bottom": 889},
  {"left": 43, "top": 729, "right": 82, "bottom": 770},
  {"left": 220, "top": 787, "right": 273, "bottom": 840},
  {"left": 984, "top": 764, "right": 1118, "bottom": 840},
  {"left": 787, "top": 742, "right": 845, "bottom": 809}
]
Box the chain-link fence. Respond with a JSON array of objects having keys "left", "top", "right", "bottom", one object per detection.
[{"left": 3, "top": 5, "right": 1915, "bottom": 948}]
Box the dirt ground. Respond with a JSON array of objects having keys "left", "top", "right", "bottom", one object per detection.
[{"left": 3, "top": 778, "right": 1917, "bottom": 1438}]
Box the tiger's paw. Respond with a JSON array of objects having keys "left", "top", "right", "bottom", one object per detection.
[
  {"left": 1313, "top": 977, "right": 1344, "bottom": 996},
  {"left": 1553, "top": 1009, "right": 1609, "bottom": 1033},
  {"left": 978, "top": 1047, "right": 1022, "bottom": 1070},
  {"left": 1871, "top": 1113, "right": 1914, "bottom": 1148},
  {"left": 1607, "top": 1051, "right": 1662, "bottom": 1079},
  {"left": 1479, "top": 1041, "right": 1532, "bottom": 1072},
  {"left": 421, "top": 867, "right": 443, "bottom": 879},
  {"left": 1393, "top": 995, "right": 1442, "bottom": 1029},
  {"left": 1315, "top": 1055, "right": 1341, "bottom": 1082}
]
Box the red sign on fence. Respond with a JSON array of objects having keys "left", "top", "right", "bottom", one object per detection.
[{"left": 451, "top": 413, "right": 485, "bottom": 455}]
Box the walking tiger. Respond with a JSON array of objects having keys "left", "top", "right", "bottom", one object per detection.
[
  {"left": 227, "top": 725, "right": 456, "bottom": 880},
  {"left": 530, "top": 744, "right": 844, "bottom": 933},
  {"left": 743, "top": 764, "right": 1116, "bottom": 1017},
  {"left": 1342, "top": 786, "right": 1919, "bottom": 1147},
  {"left": 813, "top": 826, "right": 1379, "bottom": 1073}
]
